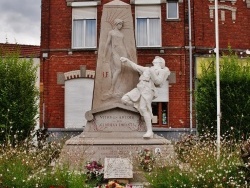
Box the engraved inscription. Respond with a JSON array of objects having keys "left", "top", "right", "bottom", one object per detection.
[
  {"left": 104, "top": 158, "right": 133, "bottom": 179},
  {"left": 95, "top": 146, "right": 139, "bottom": 158},
  {"left": 94, "top": 110, "right": 141, "bottom": 132},
  {"left": 102, "top": 71, "right": 109, "bottom": 78}
]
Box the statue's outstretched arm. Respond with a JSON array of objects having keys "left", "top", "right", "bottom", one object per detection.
[{"left": 120, "top": 57, "right": 146, "bottom": 74}]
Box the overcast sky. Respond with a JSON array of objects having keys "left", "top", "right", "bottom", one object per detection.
[{"left": 0, "top": 0, "right": 41, "bottom": 45}]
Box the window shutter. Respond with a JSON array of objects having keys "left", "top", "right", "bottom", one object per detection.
[
  {"left": 136, "top": 5, "right": 161, "bottom": 18},
  {"left": 65, "top": 78, "right": 94, "bottom": 128},
  {"left": 72, "top": 7, "right": 96, "bottom": 19}
]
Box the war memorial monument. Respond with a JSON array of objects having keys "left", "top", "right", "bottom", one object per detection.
[{"left": 60, "top": 0, "right": 175, "bottom": 181}]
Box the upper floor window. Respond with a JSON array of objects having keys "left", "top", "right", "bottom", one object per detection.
[
  {"left": 167, "top": 1, "right": 179, "bottom": 20},
  {"left": 72, "top": 7, "right": 97, "bottom": 49},
  {"left": 135, "top": 6, "right": 161, "bottom": 47}
]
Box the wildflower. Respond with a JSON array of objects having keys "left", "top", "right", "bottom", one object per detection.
[{"left": 85, "top": 160, "right": 104, "bottom": 183}]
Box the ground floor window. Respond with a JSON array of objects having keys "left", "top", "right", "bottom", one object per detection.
[
  {"left": 151, "top": 80, "right": 169, "bottom": 127},
  {"left": 65, "top": 78, "right": 94, "bottom": 128},
  {"left": 152, "top": 102, "right": 168, "bottom": 127}
]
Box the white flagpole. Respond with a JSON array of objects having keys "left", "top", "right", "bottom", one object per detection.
[
  {"left": 188, "top": 0, "right": 193, "bottom": 133},
  {"left": 215, "top": 0, "right": 221, "bottom": 159}
]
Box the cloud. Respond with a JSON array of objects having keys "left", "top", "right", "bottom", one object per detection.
[{"left": 0, "top": 0, "right": 41, "bottom": 45}]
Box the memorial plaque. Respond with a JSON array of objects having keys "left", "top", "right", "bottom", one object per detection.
[{"left": 104, "top": 158, "right": 133, "bottom": 179}]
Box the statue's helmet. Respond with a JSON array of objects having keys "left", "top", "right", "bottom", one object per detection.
[{"left": 153, "top": 56, "right": 165, "bottom": 69}]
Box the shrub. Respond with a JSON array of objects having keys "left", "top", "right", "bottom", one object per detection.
[
  {"left": 0, "top": 48, "right": 39, "bottom": 144},
  {"left": 196, "top": 48, "right": 250, "bottom": 140}
]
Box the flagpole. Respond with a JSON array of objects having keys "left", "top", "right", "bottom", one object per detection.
[
  {"left": 215, "top": 0, "right": 221, "bottom": 160},
  {"left": 188, "top": 0, "right": 193, "bottom": 133}
]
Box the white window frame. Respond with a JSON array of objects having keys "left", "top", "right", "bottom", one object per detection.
[
  {"left": 72, "top": 7, "right": 97, "bottom": 49},
  {"left": 166, "top": 1, "right": 179, "bottom": 20},
  {"left": 135, "top": 5, "right": 162, "bottom": 47}
]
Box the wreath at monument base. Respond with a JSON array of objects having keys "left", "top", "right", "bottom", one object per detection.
[
  {"left": 138, "top": 149, "right": 155, "bottom": 172},
  {"left": 85, "top": 161, "right": 104, "bottom": 184}
]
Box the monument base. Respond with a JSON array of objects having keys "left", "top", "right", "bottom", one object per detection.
[
  {"left": 59, "top": 134, "right": 175, "bottom": 170},
  {"left": 59, "top": 105, "right": 175, "bottom": 182}
]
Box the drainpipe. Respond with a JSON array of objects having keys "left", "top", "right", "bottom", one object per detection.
[
  {"left": 41, "top": 0, "right": 51, "bottom": 129},
  {"left": 188, "top": 0, "right": 193, "bottom": 133}
]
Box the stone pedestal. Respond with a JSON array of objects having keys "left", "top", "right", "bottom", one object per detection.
[
  {"left": 60, "top": 136, "right": 174, "bottom": 167},
  {"left": 60, "top": 104, "right": 175, "bottom": 173}
]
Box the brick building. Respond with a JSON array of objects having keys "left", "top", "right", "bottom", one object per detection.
[
  {"left": 40, "top": 0, "right": 250, "bottom": 139},
  {"left": 0, "top": 43, "right": 40, "bottom": 58}
]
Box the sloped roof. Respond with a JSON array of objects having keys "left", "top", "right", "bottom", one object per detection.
[{"left": 0, "top": 43, "right": 40, "bottom": 58}]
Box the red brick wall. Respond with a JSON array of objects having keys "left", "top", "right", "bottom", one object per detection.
[
  {"left": 194, "top": 0, "right": 250, "bottom": 49},
  {"left": 41, "top": 52, "right": 97, "bottom": 128},
  {"left": 40, "top": 0, "right": 195, "bottom": 129}
]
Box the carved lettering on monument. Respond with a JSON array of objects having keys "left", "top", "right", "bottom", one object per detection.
[
  {"left": 104, "top": 158, "right": 133, "bottom": 179},
  {"left": 102, "top": 72, "right": 109, "bottom": 78},
  {"left": 94, "top": 114, "right": 140, "bottom": 131},
  {"left": 89, "top": 145, "right": 140, "bottom": 158}
]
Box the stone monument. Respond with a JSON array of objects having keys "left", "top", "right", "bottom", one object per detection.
[
  {"left": 93, "top": 0, "right": 138, "bottom": 106},
  {"left": 60, "top": 0, "right": 174, "bottom": 180}
]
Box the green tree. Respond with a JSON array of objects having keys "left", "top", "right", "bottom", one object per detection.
[
  {"left": 0, "top": 48, "right": 39, "bottom": 144},
  {"left": 196, "top": 49, "right": 250, "bottom": 140}
]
